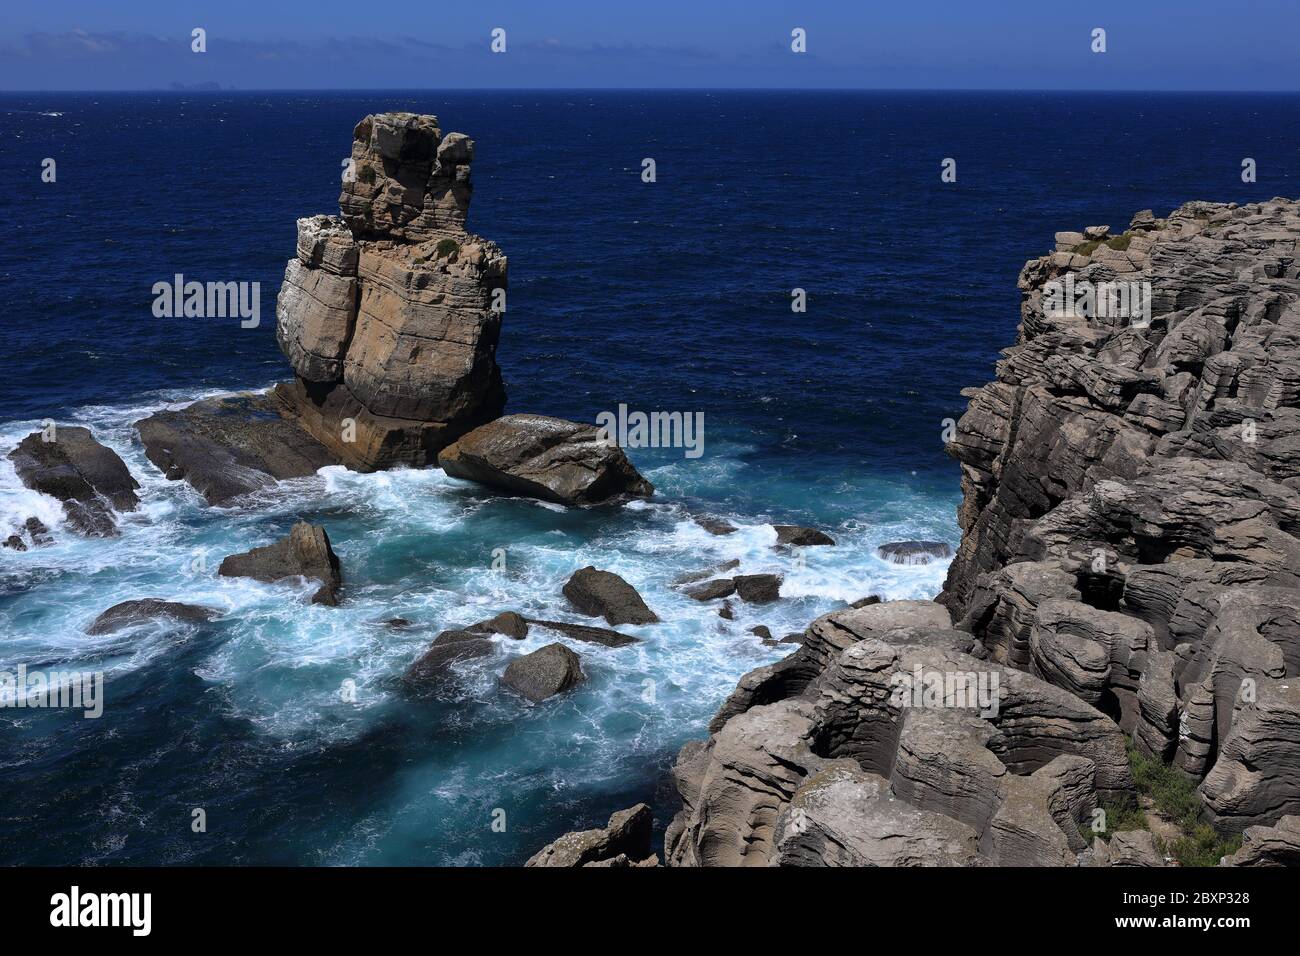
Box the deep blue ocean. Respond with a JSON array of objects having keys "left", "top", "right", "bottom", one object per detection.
[{"left": 1, "top": 91, "right": 1297, "bottom": 865}]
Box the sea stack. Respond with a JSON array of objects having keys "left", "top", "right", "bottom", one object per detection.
[{"left": 274, "top": 112, "right": 507, "bottom": 470}]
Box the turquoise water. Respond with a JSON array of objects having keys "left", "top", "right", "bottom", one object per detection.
[{"left": 0, "top": 388, "right": 956, "bottom": 864}]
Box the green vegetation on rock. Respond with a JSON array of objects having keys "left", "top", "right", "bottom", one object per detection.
[{"left": 1092, "top": 738, "right": 1243, "bottom": 866}]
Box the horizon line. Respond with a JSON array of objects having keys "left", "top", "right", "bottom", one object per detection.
[{"left": 5, "top": 86, "right": 1300, "bottom": 96}]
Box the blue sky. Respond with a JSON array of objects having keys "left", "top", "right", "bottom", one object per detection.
[{"left": 1, "top": 0, "right": 1296, "bottom": 91}]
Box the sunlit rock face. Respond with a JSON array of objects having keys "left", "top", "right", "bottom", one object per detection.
[{"left": 275, "top": 113, "right": 507, "bottom": 470}]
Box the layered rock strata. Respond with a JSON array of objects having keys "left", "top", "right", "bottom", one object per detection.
[
  {"left": 274, "top": 112, "right": 508, "bottom": 470},
  {"left": 938, "top": 199, "right": 1300, "bottom": 834},
  {"left": 661, "top": 601, "right": 1129, "bottom": 867},
  {"left": 554, "top": 200, "right": 1300, "bottom": 869}
]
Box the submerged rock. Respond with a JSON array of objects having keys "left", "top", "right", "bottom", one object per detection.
[
  {"left": 217, "top": 521, "right": 343, "bottom": 605},
  {"left": 562, "top": 567, "right": 659, "bottom": 626},
  {"left": 526, "top": 803, "right": 655, "bottom": 867},
  {"left": 501, "top": 642, "right": 585, "bottom": 703},
  {"left": 24, "top": 517, "right": 53, "bottom": 546},
  {"left": 876, "top": 540, "right": 954, "bottom": 566},
  {"left": 87, "top": 599, "right": 221, "bottom": 635},
  {"left": 684, "top": 578, "right": 734, "bottom": 603},
  {"left": 135, "top": 392, "right": 339, "bottom": 505},
  {"left": 7, "top": 427, "right": 139, "bottom": 536},
  {"left": 693, "top": 515, "right": 738, "bottom": 536},
  {"left": 402, "top": 629, "right": 495, "bottom": 690},
  {"left": 774, "top": 525, "right": 835, "bottom": 546},
  {"left": 438, "top": 414, "right": 653, "bottom": 506},
  {"left": 672, "top": 559, "right": 740, "bottom": 588}
]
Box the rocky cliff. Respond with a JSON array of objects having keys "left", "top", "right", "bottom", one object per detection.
[
  {"left": 641, "top": 199, "right": 1300, "bottom": 867},
  {"left": 274, "top": 112, "right": 507, "bottom": 470},
  {"left": 939, "top": 198, "right": 1300, "bottom": 836}
]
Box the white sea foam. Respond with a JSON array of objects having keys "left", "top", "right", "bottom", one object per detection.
[{"left": 0, "top": 389, "right": 959, "bottom": 781}]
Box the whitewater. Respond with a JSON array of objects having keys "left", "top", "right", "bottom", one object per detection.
[{"left": 0, "top": 384, "right": 956, "bottom": 864}]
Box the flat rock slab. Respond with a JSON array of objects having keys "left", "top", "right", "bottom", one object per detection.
[
  {"left": 87, "top": 599, "right": 221, "bottom": 635},
  {"left": 525, "top": 618, "right": 638, "bottom": 648},
  {"left": 685, "top": 578, "right": 737, "bottom": 602},
  {"left": 135, "top": 391, "right": 339, "bottom": 505},
  {"left": 218, "top": 520, "right": 343, "bottom": 605},
  {"left": 7, "top": 427, "right": 139, "bottom": 537},
  {"left": 438, "top": 414, "right": 653, "bottom": 506}
]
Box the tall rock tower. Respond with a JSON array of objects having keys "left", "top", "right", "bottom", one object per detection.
[{"left": 275, "top": 112, "right": 507, "bottom": 470}]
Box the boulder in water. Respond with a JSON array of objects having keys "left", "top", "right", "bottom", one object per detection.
[
  {"left": 217, "top": 521, "right": 343, "bottom": 605},
  {"left": 501, "top": 642, "right": 585, "bottom": 703},
  {"left": 693, "top": 515, "right": 737, "bottom": 536},
  {"left": 562, "top": 567, "right": 659, "bottom": 625},
  {"left": 467, "top": 611, "right": 530, "bottom": 639},
  {"left": 438, "top": 414, "right": 653, "bottom": 506},
  {"left": 774, "top": 525, "right": 835, "bottom": 546},
  {"left": 734, "top": 573, "right": 782, "bottom": 604},
  {"left": 403, "top": 629, "right": 496, "bottom": 690},
  {"left": 7, "top": 427, "right": 139, "bottom": 537},
  {"left": 876, "top": 540, "right": 954, "bottom": 566},
  {"left": 87, "top": 599, "right": 221, "bottom": 635}
]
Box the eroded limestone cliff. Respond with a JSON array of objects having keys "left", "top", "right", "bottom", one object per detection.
[{"left": 643, "top": 199, "right": 1300, "bottom": 867}]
